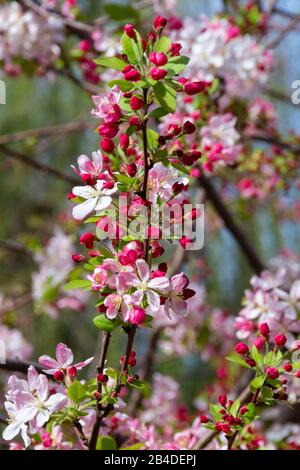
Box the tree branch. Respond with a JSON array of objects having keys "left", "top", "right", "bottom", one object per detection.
[
  {"left": 0, "top": 144, "right": 78, "bottom": 185},
  {"left": 197, "top": 170, "right": 265, "bottom": 274},
  {"left": 0, "top": 359, "right": 51, "bottom": 378}
]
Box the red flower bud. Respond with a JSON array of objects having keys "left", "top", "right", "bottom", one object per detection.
[
  {"left": 259, "top": 322, "right": 270, "bottom": 338},
  {"left": 72, "top": 253, "right": 85, "bottom": 263},
  {"left": 245, "top": 357, "right": 256, "bottom": 368},
  {"left": 128, "top": 306, "right": 146, "bottom": 325},
  {"left": 200, "top": 415, "right": 209, "bottom": 423},
  {"left": 149, "top": 52, "right": 168, "bottom": 66},
  {"left": 218, "top": 394, "right": 227, "bottom": 407},
  {"left": 169, "top": 42, "right": 182, "bottom": 56},
  {"left": 54, "top": 370, "right": 65, "bottom": 382},
  {"left": 124, "top": 24, "right": 136, "bottom": 40},
  {"left": 67, "top": 366, "right": 77, "bottom": 379},
  {"left": 98, "top": 122, "right": 119, "bottom": 138},
  {"left": 97, "top": 373, "right": 108, "bottom": 383},
  {"left": 153, "top": 16, "right": 167, "bottom": 31},
  {"left": 235, "top": 342, "right": 249, "bottom": 355},
  {"left": 130, "top": 95, "right": 143, "bottom": 111},
  {"left": 129, "top": 116, "right": 141, "bottom": 128},
  {"left": 184, "top": 81, "right": 208, "bottom": 95},
  {"left": 79, "top": 232, "right": 95, "bottom": 249},
  {"left": 126, "top": 163, "right": 137, "bottom": 177},
  {"left": 274, "top": 333, "right": 287, "bottom": 347},
  {"left": 79, "top": 39, "right": 91, "bottom": 52},
  {"left": 267, "top": 367, "right": 279, "bottom": 379},
  {"left": 183, "top": 120, "right": 196, "bottom": 134},
  {"left": 120, "top": 133, "right": 129, "bottom": 150},
  {"left": 123, "top": 68, "right": 141, "bottom": 82},
  {"left": 100, "top": 138, "right": 115, "bottom": 153},
  {"left": 150, "top": 67, "right": 167, "bottom": 80},
  {"left": 283, "top": 363, "right": 292, "bottom": 372},
  {"left": 295, "top": 370, "right": 300, "bottom": 378}
]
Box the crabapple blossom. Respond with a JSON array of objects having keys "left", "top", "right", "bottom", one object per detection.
[
  {"left": 39, "top": 342, "right": 93, "bottom": 376},
  {"left": 91, "top": 86, "right": 122, "bottom": 122},
  {"left": 72, "top": 179, "right": 117, "bottom": 220}
]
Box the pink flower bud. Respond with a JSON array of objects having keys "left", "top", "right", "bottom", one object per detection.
[
  {"left": 98, "top": 122, "right": 119, "bottom": 138},
  {"left": 259, "top": 322, "right": 270, "bottom": 337},
  {"left": 72, "top": 253, "right": 85, "bottom": 263},
  {"left": 79, "top": 39, "right": 91, "bottom": 52},
  {"left": 54, "top": 370, "right": 65, "bottom": 382},
  {"left": 120, "top": 133, "right": 129, "bottom": 150},
  {"left": 184, "top": 81, "right": 208, "bottom": 95},
  {"left": 183, "top": 121, "right": 196, "bottom": 134},
  {"left": 130, "top": 96, "right": 143, "bottom": 110},
  {"left": 200, "top": 415, "right": 209, "bottom": 423},
  {"left": 124, "top": 24, "right": 136, "bottom": 40},
  {"left": 218, "top": 394, "right": 227, "bottom": 407},
  {"left": 267, "top": 367, "right": 279, "bottom": 380},
  {"left": 153, "top": 16, "right": 167, "bottom": 31},
  {"left": 274, "top": 333, "right": 287, "bottom": 347},
  {"left": 67, "top": 366, "right": 77, "bottom": 379},
  {"left": 253, "top": 336, "right": 264, "bottom": 350},
  {"left": 169, "top": 42, "right": 182, "bottom": 56},
  {"left": 123, "top": 68, "right": 141, "bottom": 81},
  {"left": 97, "top": 373, "right": 108, "bottom": 383},
  {"left": 283, "top": 363, "right": 292, "bottom": 372},
  {"left": 79, "top": 232, "right": 95, "bottom": 249},
  {"left": 100, "top": 138, "right": 115, "bottom": 153},
  {"left": 235, "top": 342, "right": 249, "bottom": 355},
  {"left": 150, "top": 67, "right": 167, "bottom": 80},
  {"left": 126, "top": 163, "right": 137, "bottom": 177},
  {"left": 129, "top": 306, "right": 146, "bottom": 325},
  {"left": 149, "top": 52, "right": 168, "bottom": 66}
]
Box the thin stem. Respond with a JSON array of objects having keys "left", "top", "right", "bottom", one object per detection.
[
  {"left": 141, "top": 89, "right": 149, "bottom": 200},
  {"left": 73, "top": 419, "right": 89, "bottom": 448},
  {"left": 88, "top": 331, "right": 111, "bottom": 450}
]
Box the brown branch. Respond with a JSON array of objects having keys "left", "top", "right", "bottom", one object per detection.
[
  {"left": 0, "top": 144, "right": 78, "bottom": 185},
  {"left": 0, "top": 359, "right": 51, "bottom": 378},
  {"left": 0, "top": 292, "right": 32, "bottom": 317},
  {"left": 266, "top": 14, "right": 300, "bottom": 48},
  {"left": 249, "top": 133, "right": 300, "bottom": 153},
  {"left": 88, "top": 331, "right": 112, "bottom": 450},
  {"left": 197, "top": 169, "right": 265, "bottom": 274},
  {"left": 0, "top": 121, "right": 93, "bottom": 145},
  {"left": 73, "top": 419, "right": 89, "bottom": 448}
]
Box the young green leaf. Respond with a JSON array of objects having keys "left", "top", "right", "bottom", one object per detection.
[
  {"left": 64, "top": 280, "right": 91, "bottom": 290},
  {"left": 250, "top": 374, "right": 266, "bottom": 390},
  {"left": 94, "top": 56, "right": 127, "bottom": 71},
  {"left": 67, "top": 381, "right": 86, "bottom": 403},
  {"left": 154, "top": 81, "right": 176, "bottom": 113},
  {"left": 155, "top": 36, "right": 171, "bottom": 53},
  {"left": 251, "top": 345, "right": 263, "bottom": 368},
  {"left": 121, "top": 33, "right": 142, "bottom": 66},
  {"left": 93, "top": 315, "right": 118, "bottom": 332},
  {"left": 226, "top": 354, "right": 251, "bottom": 368},
  {"left": 96, "top": 436, "right": 117, "bottom": 450}
]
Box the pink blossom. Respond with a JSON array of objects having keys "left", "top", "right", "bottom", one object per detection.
[
  {"left": 91, "top": 85, "right": 122, "bottom": 122},
  {"left": 72, "top": 180, "right": 117, "bottom": 220},
  {"left": 87, "top": 266, "right": 109, "bottom": 291},
  {"left": 71, "top": 150, "right": 103, "bottom": 180},
  {"left": 39, "top": 343, "right": 93, "bottom": 375},
  {"left": 164, "top": 273, "right": 195, "bottom": 317}
]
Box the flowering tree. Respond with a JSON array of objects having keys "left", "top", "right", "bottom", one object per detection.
[{"left": 1, "top": 0, "right": 300, "bottom": 451}]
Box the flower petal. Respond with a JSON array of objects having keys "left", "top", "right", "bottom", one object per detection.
[
  {"left": 72, "top": 198, "right": 98, "bottom": 221},
  {"left": 136, "top": 259, "right": 149, "bottom": 282},
  {"left": 56, "top": 343, "right": 74, "bottom": 367}
]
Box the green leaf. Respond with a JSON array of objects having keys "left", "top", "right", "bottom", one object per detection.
[
  {"left": 128, "top": 380, "right": 145, "bottom": 390},
  {"left": 67, "top": 381, "right": 86, "bottom": 403},
  {"left": 93, "top": 315, "right": 118, "bottom": 332},
  {"left": 164, "top": 56, "right": 189, "bottom": 76},
  {"left": 121, "top": 33, "right": 142, "bottom": 66},
  {"left": 171, "top": 161, "right": 190, "bottom": 175},
  {"left": 251, "top": 345, "right": 263, "bottom": 368},
  {"left": 104, "top": 4, "right": 138, "bottom": 21},
  {"left": 122, "top": 443, "right": 144, "bottom": 450},
  {"left": 242, "top": 403, "right": 257, "bottom": 424},
  {"left": 209, "top": 403, "right": 222, "bottom": 421},
  {"left": 229, "top": 400, "right": 240, "bottom": 418},
  {"left": 108, "top": 79, "right": 134, "bottom": 92},
  {"left": 155, "top": 36, "right": 171, "bottom": 53},
  {"left": 251, "top": 374, "right": 266, "bottom": 390},
  {"left": 96, "top": 436, "right": 117, "bottom": 450},
  {"left": 64, "top": 280, "right": 91, "bottom": 290},
  {"left": 149, "top": 107, "right": 169, "bottom": 119},
  {"left": 94, "top": 56, "right": 127, "bottom": 71},
  {"left": 226, "top": 354, "right": 250, "bottom": 368},
  {"left": 153, "top": 81, "right": 176, "bottom": 113},
  {"left": 147, "top": 129, "right": 159, "bottom": 151}
]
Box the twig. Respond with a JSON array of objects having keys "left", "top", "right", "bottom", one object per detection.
[
  {"left": 0, "top": 240, "right": 32, "bottom": 257},
  {"left": 197, "top": 169, "right": 265, "bottom": 274},
  {"left": 0, "top": 292, "right": 32, "bottom": 317},
  {"left": 73, "top": 419, "right": 89, "bottom": 448},
  {"left": 0, "top": 359, "right": 51, "bottom": 378},
  {"left": 0, "top": 121, "right": 93, "bottom": 145},
  {"left": 0, "top": 145, "right": 78, "bottom": 185},
  {"left": 249, "top": 133, "right": 300, "bottom": 153},
  {"left": 88, "top": 331, "right": 112, "bottom": 450}
]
